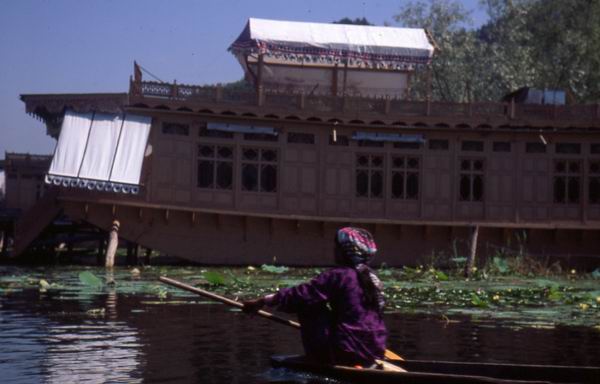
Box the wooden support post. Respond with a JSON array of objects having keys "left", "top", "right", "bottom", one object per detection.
[
  {"left": 331, "top": 64, "right": 339, "bottom": 97},
  {"left": 342, "top": 61, "right": 349, "bottom": 98},
  {"left": 426, "top": 65, "right": 432, "bottom": 104},
  {"left": 215, "top": 84, "right": 223, "bottom": 102},
  {"left": 257, "top": 53, "right": 265, "bottom": 106},
  {"left": 510, "top": 98, "right": 515, "bottom": 119},
  {"left": 105, "top": 220, "right": 120, "bottom": 268},
  {"left": 464, "top": 225, "right": 479, "bottom": 277}
]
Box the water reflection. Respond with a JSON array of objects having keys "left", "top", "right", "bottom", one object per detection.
[
  {"left": 42, "top": 322, "right": 143, "bottom": 384},
  {"left": 1, "top": 268, "right": 599, "bottom": 384}
]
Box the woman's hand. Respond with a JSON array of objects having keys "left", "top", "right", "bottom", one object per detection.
[{"left": 242, "top": 297, "right": 265, "bottom": 313}]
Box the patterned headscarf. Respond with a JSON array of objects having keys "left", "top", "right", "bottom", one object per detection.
[
  {"left": 336, "top": 227, "right": 385, "bottom": 312},
  {"left": 336, "top": 227, "right": 378, "bottom": 266}
]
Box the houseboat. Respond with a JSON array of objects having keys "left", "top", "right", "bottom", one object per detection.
[{"left": 18, "top": 19, "right": 600, "bottom": 265}]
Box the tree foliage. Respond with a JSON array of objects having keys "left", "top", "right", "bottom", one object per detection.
[
  {"left": 394, "top": 0, "right": 600, "bottom": 103},
  {"left": 333, "top": 17, "right": 373, "bottom": 26}
]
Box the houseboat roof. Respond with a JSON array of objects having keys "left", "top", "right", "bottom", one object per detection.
[{"left": 229, "top": 18, "right": 434, "bottom": 70}]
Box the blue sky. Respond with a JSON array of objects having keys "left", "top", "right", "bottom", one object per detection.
[{"left": 0, "top": 0, "right": 486, "bottom": 157}]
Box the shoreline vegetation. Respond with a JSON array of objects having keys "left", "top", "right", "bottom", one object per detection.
[{"left": 1, "top": 256, "right": 599, "bottom": 330}]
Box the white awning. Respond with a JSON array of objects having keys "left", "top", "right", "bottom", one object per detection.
[
  {"left": 46, "top": 110, "right": 152, "bottom": 194},
  {"left": 230, "top": 18, "right": 434, "bottom": 70},
  {"left": 352, "top": 132, "right": 425, "bottom": 143}
]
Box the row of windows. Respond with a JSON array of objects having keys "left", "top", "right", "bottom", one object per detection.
[
  {"left": 355, "top": 155, "right": 484, "bottom": 202},
  {"left": 164, "top": 123, "right": 600, "bottom": 155},
  {"left": 553, "top": 160, "right": 600, "bottom": 204},
  {"left": 194, "top": 141, "right": 600, "bottom": 205},
  {"left": 197, "top": 145, "right": 278, "bottom": 193}
]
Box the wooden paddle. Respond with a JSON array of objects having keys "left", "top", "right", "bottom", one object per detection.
[{"left": 159, "top": 276, "right": 404, "bottom": 362}]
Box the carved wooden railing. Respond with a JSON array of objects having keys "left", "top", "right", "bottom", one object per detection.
[{"left": 130, "top": 79, "right": 600, "bottom": 123}]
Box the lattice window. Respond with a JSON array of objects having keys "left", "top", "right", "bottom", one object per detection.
[
  {"left": 241, "top": 148, "right": 278, "bottom": 192},
  {"left": 556, "top": 143, "right": 581, "bottom": 154},
  {"left": 356, "top": 154, "right": 384, "bottom": 198},
  {"left": 553, "top": 159, "right": 581, "bottom": 204},
  {"left": 461, "top": 140, "right": 484, "bottom": 152},
  {"left": 162, "top": 122, "right": 189, "bottom": 136},
  {"left": 459, "top": 159, "right": 484, "bottom": 202},
  {"left": 329, "top": 134, "right": 349, "bottom": 146},
  {"left": 288, "top": 132, "right": 315, "bottom": 144},
  {"left": 197, "top": 145, "right": 234, "bottom": 190},
  {"left": 243, "top": 133, "right": 278, "bottom": 142},
  {"left": 428, "top": 139, "right": 449, "bottom": 150},
  {"left": 391, "top": 156, "right": 419, "bottom": 200},
  {"left": 590, "top": 161, "right": 600, "bottom": 204}
]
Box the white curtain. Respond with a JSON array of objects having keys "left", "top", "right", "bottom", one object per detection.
[
  {"left": 48, "top": 111, "right": 94, "bottom": 178},
  {"left": 78, "top": 113, "right": 124, "bottom": 181},
  {"left": 46, "top": 111, "right": 152, "bottom": 194},
  {"left": 109, "top": 114, "right": 151, "bottom": 185}
]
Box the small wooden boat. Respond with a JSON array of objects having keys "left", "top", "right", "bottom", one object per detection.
[{"left": 270, "top": 355, "right": 600, "bottom": 384}]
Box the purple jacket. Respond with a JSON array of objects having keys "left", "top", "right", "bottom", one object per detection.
[{"left": 265, "top": 266, "right": 387, "bottom": 363}]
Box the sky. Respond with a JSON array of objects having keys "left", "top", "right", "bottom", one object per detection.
[{"left": 0, "top": 0, "right": 487, "bottom": 157}]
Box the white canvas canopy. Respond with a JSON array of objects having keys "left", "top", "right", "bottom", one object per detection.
[
  {"left": 46, "top": 110, "right": 152, "bottom": 194},
  {"left": 229, "top": 18, "right": 434, "bottom": 69}
]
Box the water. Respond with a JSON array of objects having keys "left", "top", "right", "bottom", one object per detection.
[{"left": 1, "top": 267, "right": 599, "bottom": 383}]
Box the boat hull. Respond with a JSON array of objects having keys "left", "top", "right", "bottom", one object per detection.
[{"left": 270, "top": 355, "right": 600, "bottom": 384}]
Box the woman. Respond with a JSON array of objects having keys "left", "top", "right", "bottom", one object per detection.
[{"left": 243, "top": 227, "right": 387, "bottom": 367}]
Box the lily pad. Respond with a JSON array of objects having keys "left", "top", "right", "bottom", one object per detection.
[
  {"left": 78, "top": 271, "right": 103, "bottom": 288},
  {"left": 203, "top": 271, "right": 227, "bottom": 286}
]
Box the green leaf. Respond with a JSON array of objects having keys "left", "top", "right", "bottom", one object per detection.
[
  {"left": 261, "top": 264, "right": 289, "bottom": 274},
  {"left": 203, "top": 271, "right": 227, "bottom": 286},
  {"left": 470, "top": 293, "right": 489, "bottom": 308},
  {"left": 591, "top": 269, "right": 600, "bottom": 280},
  {"left": 435, "top": 271, "right": 449, "bottom": 281},
  {"left": 78, "top": 271, "right": 103, "bottom": 288}
]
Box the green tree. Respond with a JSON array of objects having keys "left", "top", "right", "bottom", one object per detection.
[
  {"left": 394, "top": 0, "right": 600, "bottom": 103},
  {"left": 525, "top": 0, "right": 600, "bottom": 102},
  {"left": 333, "top": 17, "right": 373, "bottom": 25},
  {"left": 394, "top": 0, "right": 478, "bottom": 102}
]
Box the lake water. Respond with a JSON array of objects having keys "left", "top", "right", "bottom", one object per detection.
[{"left": 1, "top": 266, "right": 599, "bottom": 383}]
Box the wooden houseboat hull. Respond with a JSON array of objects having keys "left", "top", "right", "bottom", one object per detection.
[{"left": 270, "top": 355, "right": 600, "bottom": 384}]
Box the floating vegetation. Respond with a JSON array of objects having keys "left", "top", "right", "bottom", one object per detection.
[
  {"left": 78, "top": 271, "right": 103, "bottom": 288},
  {"left": 261, "top": 264, "right": 290, "bottom": 274},
  {"left": 0, "top": 265, "right": 598, "bottom": 329},
  {"left": 86, "top": 308, "right": 106, "bottom": 317}
]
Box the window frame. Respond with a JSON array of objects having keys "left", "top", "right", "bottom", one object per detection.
[
  {"left": 196, "top": 144, "right": 235, "bottom": 190},
  {"left": 390, "top": 154, "right": 420, "bottom": 200},
  {"left": 458, "top": 157, "right": 485, "bottom": 202}
]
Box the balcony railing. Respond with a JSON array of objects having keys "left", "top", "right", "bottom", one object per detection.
[{"left": 130, "top": 80, "right": 600, "bottom": 124}]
